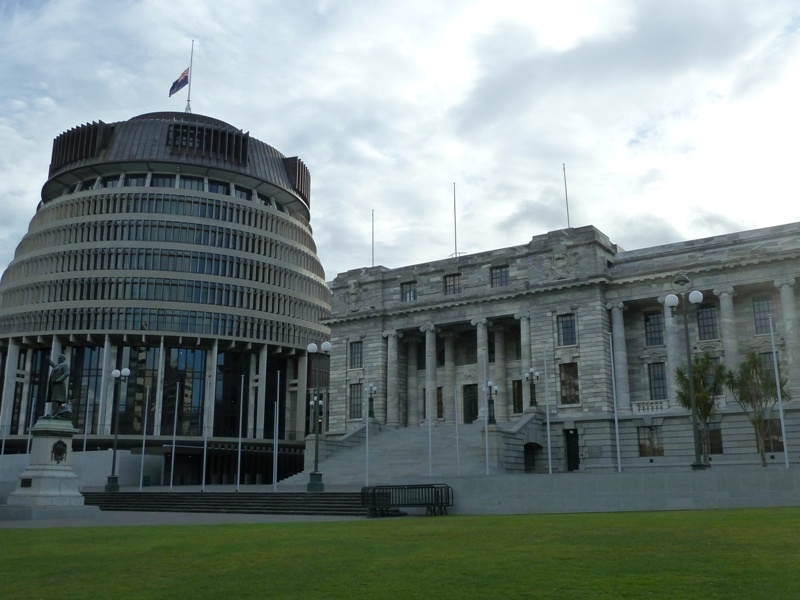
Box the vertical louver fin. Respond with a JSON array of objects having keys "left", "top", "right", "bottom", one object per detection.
[{"left": 283, "top": 157, "right": 310, "bottom": 204}]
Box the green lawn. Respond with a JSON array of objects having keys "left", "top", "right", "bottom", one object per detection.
[{"left": 2, "top": 508, "right": 799, "bottom": 599}]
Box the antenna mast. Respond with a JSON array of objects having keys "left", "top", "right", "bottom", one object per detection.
[{"left": 563, "top": 163, "right": 570, "bottom": 228}]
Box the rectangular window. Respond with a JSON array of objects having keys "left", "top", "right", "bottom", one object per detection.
[
  {"left": 708, "top": 422, "right": 723, "bottom": 455},
  {"left": 638, "top": 426, "right": 664, "bottom": 457},
  {"left": 401, "top": 281, "right": 417, "bottom": 302},
  {"left": 512, "top": 380, "right": 523, "bottom": 413},
  {"left": 644, "top": 311, "right": 664, "bottom": 346},
  {"left": 648, "top": 362, "right": 667, "bottom": 400},
  {"left": 696, "top": 306, "right": 719, "bottom": 340},
  {"left": 348, "top": 383, "right": 363, "bottom": 419},
  {"left": 124, "top": 174, "right": 147, "bottom": 187},
  {"left": 753, "top": 297, "right": 774, "bottom": 335},
  {"left": 102, "top": 175, "right": 120, "bottom": 188},
  {"left": 150, "top": 174, "right": 176, "bottom": 189},
  {"left": 557, "top": 314, "right": 577, "bottom": 346},
  {"left": 180, "top": 176, "right": 204, "bottom": 191},
  {"left": 764, "top": 419, "right": 784, "bottom": 453},
  {"left": 208, "top": 179, "right": 229, "bottom": 195},
  {"left": 444, "top": 273, "right": 462, "bottom": 295},
  {"left": 490, "top": 265, "right": 509, "bottom": 288},
  {"left": 559, "top": 362, "right": 579, "bottom": 405},
  {"left": 349, "top": 341, "right": 363, "bottom": 369},
  {"left": 759, "top": 351, "right": 778, "bottom": 373}
]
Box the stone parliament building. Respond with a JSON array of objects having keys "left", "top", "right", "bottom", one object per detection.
[{"left": 323, "top": 223, "right": 800, "bottom": 473}]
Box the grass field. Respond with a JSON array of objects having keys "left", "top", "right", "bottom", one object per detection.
[{"left": 1, "top": 508, "right": 799, "bottom": 599}]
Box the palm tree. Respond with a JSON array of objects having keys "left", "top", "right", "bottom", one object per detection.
[
  {"left": 675, "top": 352, "right": 727, "bottom": 467},
  {"left": 726, "top": 351, "right": 791, "bottom": 467}
]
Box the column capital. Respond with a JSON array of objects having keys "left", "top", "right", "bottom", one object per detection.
[
  {"left": 713, "top": 286, "right": 735, "bottom": 297},
  {"left": 775, "top": 277, "right": 796, "bottom": 289},
  {"left": 605, "top": 300, "right": 626, "bottom": 312},
  {"left": 514, "top": 311, "right": 531, "bottom": 321},
  {"left": 382, "top": 330, "right": 403, "bottom": 339},
  {"left": 420, "top": 322, "right": 436, "bottom": 334},
  {"left": 471, "top": 318, "right": 488, "bottom": 327}
]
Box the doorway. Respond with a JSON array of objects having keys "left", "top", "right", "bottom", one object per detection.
[
  {"left": 565, "top": 428, "right": 580, "bottom": 472},
  {"left": 462, "top": 384, "right": 478, "bottom": 424}
]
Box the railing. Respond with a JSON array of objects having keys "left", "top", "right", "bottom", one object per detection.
[
  {"left": 360, "top": 484, "right": 454, "bottom": 517},
  {"left": 631, "top": 400, "right": 669, "bottom": 414}
]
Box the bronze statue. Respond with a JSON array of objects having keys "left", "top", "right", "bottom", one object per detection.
[{"left": 45, "top": 353, "right": 71, "bottom": 419}]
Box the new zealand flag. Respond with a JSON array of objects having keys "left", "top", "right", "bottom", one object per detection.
[{"left": 169, "top": 68, "right": 189, "bottom": 97}]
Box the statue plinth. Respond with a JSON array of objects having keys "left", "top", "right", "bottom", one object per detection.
[{"left": 0, "top": 417, "right": 100, "bottom": 521}]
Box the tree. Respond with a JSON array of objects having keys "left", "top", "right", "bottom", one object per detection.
[
  {"left": 725, "top": 351, "right": 791, "bottom": 467},
  {"left": 675, "top": 352, "right": 727, "bottom": 467}
]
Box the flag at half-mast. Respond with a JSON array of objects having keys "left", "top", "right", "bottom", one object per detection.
[{"left": 169, "top": 68, "right": 189, "bottom": 97}]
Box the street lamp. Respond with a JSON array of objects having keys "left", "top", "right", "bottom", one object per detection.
[
  {"left": 105, "top": 367, "right": 131, "bottom": 491},
  {"left": 367, "top": 383, "right": 376, "bottom": 418},
  {"left": 486, "top": 381, "right": 498, "bottom": 425},
  {"left": 525, "top": 369, "right": 539, "bottom": 407},
  {"left": 664, "top": 272, "right": 706, "bottom": 471},
  {"left": 306, "top": 341, "right": 331, "bottom": 492}
]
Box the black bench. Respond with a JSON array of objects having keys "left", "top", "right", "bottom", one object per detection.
[{"left": 361, "top": 484, "right": 454, "bottom": 517}]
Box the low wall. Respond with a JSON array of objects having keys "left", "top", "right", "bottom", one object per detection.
[{"left": 443, "top": 468, "right": 800, "bottom": 515}]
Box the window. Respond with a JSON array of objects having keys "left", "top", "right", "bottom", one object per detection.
[
  {"left": 696, "top": 305, "right": 718, "bottom": 340},
  {"left": 644, "top": 311, "right": 664, "bottom": 346},
  {"left": 349, "top": 341, "right": 363, "bottom": 369},
  {"left": 753, "top": 297, "right": 774, "bottom": 335},
  {"left": 444, "top": 273, "right": 462, "bottom": 295},
  {"left": 180, "top": 176, "right": 204, "bottom": 191},
  {"left": 759, "top": 351, "right": 778, "bottom": 373},
  {"left": 490, "top": 265, "right": 509, "bottom": 288},
  {"left": 124, "top": 173, "right": 147, "bottom": 187},
  {"left": 648, "top": 362, "right": 667, "bottom": 400},
  {"left": 422, "top": 387, "right": 444, "bottom": 419},
  {"left": 208, "top": 179, "right": 229, "bottom": 195},
  {"left": 150, "top": 174, "right": 175, "bottom": 189},
  {"left": 638, "top": 426, "right": 664, "bottom": 457},
  {"left": 348, "top": 383, "right": 363, "bottom": 419},
  {"left": 512, "top": 380, "right": 523, "bottom": 413},
  {"left": 102, "top": 175, "right": 120, "bottom": 188},
  {"left": 559, "top": 362, "right": 579, "bottom": 405},
  {"left": 764, "top": 419, "right": 784, "bottom": 453},
  {"left": 557, "top": 314, "right": 577, "bottom": 346},
  {"left": 401, "top": 281, "right": 417, "bottom": 302},
  {"left": 707, "top": 422, "right": 723, "bottom": 455}
]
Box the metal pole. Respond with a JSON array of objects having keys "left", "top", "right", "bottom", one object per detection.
[
  {"left": 455, "top": 393, "right": 461, "bottom": 476},
  {"left": 139, "top": 385, "right": 150, "bottom": 492},
  {"left": 484, "top": 353, "right": 489, "bottom": 476},
  {"left": 428, "top": 353, "right": 433, "bottom": 477},
  {"left": 768, "top": 315, "right": 790, "bottom": 468},
  {"left": 169, "top": 381, "right": 179, "bottom": 491},
  {"left": 236, "top": 374, "right": 244, "bottom": 492},
  {"left": 273, "top": 371, "right": 281, "bottom": 491},
  {"left": 609, "top": 333, "right": 622, "bottom": 473},
  {"left": 82, "top": 386, "right": 91, "bottom": 452},
  {"left": 544, "top": 349, "right": 552, "bottom": 474},
  {"left": 201, "top": 417, "right": 208, "bottom": 492}
]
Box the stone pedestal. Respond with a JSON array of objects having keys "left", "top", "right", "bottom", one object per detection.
[{"left": 0, "top": 418, "right": 99, "bottom": 520}]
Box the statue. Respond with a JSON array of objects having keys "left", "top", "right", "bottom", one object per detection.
[{"left": 45, "top": 354, "right": 72, "bottom": 420}]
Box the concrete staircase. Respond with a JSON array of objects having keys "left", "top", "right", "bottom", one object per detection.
[
  {"left": 82, "top": 491, "right": 364, "bottom": 516},
  {"left": 281, "top": 421, "right": 499, "bottom": 488}
]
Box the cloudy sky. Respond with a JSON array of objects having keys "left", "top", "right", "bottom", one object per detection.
[{"left": 1, "top": 0, "right": 799, "bottom": 280}]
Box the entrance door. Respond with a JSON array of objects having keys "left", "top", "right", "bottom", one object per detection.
[
  {"left": 462, "top": 384, "right": 478, "bottom": 424},
  {"left": 565, "top": 428, "right": 580, "bottom": 472}
]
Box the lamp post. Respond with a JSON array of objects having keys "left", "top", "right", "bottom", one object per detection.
[
  {"left": 367, "top": 383, "right": 376, "bottom": 418},
  {"left": 664, "top": 272, "right": 706, "bottom": 471},
  {"left": 486, "top": 380, "right": 498, "bottom": 425},
  {"left": 105, "top": 367, "right": 131, "bottom": 491},
  {"left": 306, "top": 341, "right": 331, "bottom": 492},
  {"left": 525, "top": 368, "right": 539, "bottom": 407}
]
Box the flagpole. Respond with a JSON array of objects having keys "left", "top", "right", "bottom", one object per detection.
[{"left": 185, "top": 39, "right": 194, "bottom": 114}]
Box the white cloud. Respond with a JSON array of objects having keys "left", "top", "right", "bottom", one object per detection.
[{"left": 1, "top": 0, "right": 799, "bottom": 281}]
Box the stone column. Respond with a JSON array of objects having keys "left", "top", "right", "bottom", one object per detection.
[
  {"left": 384, "top": 330, "right": 401, "bottom": 428},
  {"left": 607, "top": 302, "right": 631, "bottom": 408},
  {"left": 0, "top": 341, "right": 20, "bottom": 437},
  {"left": 407, "top": 338, "right": 419, "bottom": 425},
  {"left": 714, "top": 286, "right": 739, "bottom": 370},
  {"left": 661, "top": 297, "right": 679, "bottom": 405},
  {"left": 204, "top": 340, "right": 219, "bottom": 439},
  {"left": 494, "top": 326, "right": 508, "bottom": 421},
  {"left": 153, "top": 336, "right": 166, "bottom": 436},
  {"left": 443, "top": 331, "right": 456, "bottom": 423},
  {"left": 516, "top": 312, "right": 532, "bottom": 408},
  {"left": 255, "top": 345, "right": 269, "bottom": 438},
  {"left": 421, "top": 323, "right": 437, "bottom": 421},
  {"left": 775, "top": 277, "right": 799, "bottom": 392},
  {"left": 472, "top": 318, "right": 489, "bottom": 412}
]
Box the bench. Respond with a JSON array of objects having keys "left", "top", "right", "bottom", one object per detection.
[{"left": 360, "top": 484, "right": 454, "bottom": 517}]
